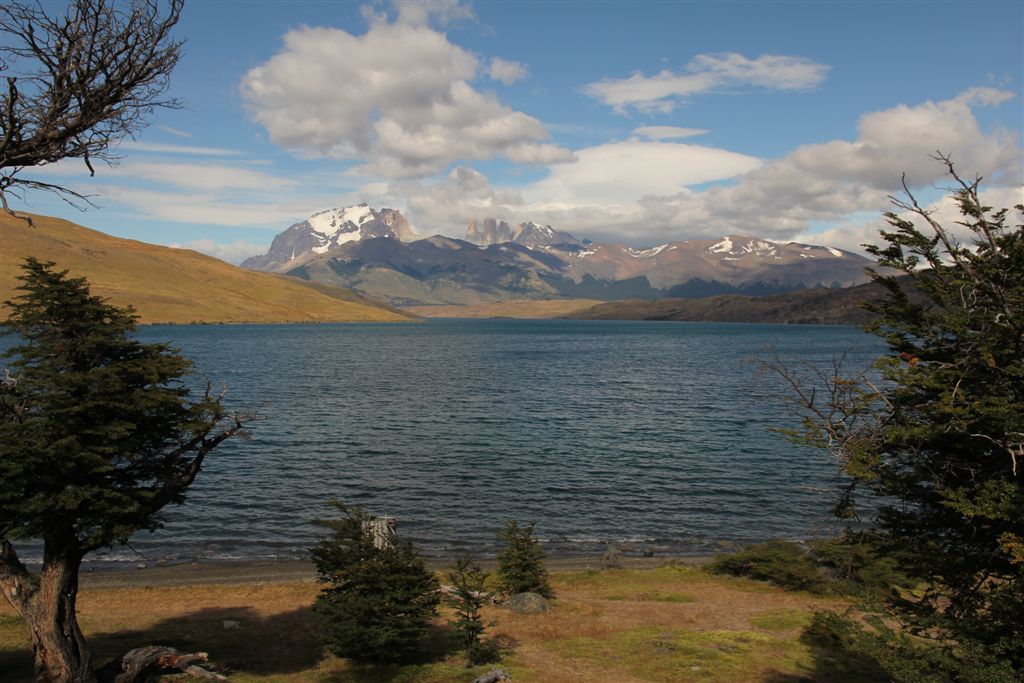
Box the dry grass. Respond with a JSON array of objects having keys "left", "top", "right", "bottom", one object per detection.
[
  {"left": 0, "top": 213, "right": 413, "bottom": 324},
  {"left": 0, "top": 564, "right": 885, "bottom": 682},
  {"left": 402, "top": 299, "right": 602, "bottom": 319}
]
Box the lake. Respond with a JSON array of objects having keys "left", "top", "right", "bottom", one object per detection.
[{"left": 8, "top": 319, "right": 886, "bottom": 565}]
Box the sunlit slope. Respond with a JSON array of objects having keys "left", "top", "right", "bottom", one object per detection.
[{"left": 0, "top": 213, "right": 413, "bottom": 323}]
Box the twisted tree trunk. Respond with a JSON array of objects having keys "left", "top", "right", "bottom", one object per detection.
[{"left": 1, "top": 540, "right": 94, "bottom": 682}]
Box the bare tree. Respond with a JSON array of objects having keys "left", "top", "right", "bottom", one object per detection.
[{"left": 0, "top": 0, "right": 184, "bottom": 222}]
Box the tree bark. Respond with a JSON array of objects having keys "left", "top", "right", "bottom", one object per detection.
[{"left": 0, "top": 540, "right": 94, "bottom": 682}]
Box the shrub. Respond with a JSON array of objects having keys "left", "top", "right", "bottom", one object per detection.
[
  {"left": 710, "top": 533, "right": 915, "bottom": 598},
  {"left": 311, "top": 502, "right": 440, "bottom": 663},
  {"left": 445, "top": 557, "right": 497, "bottom": 666},
  {"left": 710, "top": 539, "right": 830, "bottom": 593},
  {"left": 496, "top": 520, "right": 553, "bottom": 598},
  {"left": 806, "top": 611, "right": 1018, "bottom": 683}
]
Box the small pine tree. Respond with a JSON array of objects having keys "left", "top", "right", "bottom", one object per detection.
[
  {"left": 444, "top": 557, "right": 494, "bottom": 666},
  {"left": 310, "top": 502, "right": 440, "bottom": 663},
  {"left": 496, "top": 520, "right": 553, "bottom": 598}
]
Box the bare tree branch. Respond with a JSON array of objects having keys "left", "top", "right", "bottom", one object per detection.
[{"left": 0, "top": 0, "right": 184, "bottom": 219}]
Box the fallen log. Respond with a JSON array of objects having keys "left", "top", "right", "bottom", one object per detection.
[{"left": 96, "top": 646, "right": 226, "bottom": 683}]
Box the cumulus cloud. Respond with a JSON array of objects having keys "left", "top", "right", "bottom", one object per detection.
[
  {"left": 240, "top": 17, "right": 572, "bottom": 178},
  {"left": 392, "top": 165, "right": 525, "bottom": 236},
  {"left": 793, "top": 186, "right": 1024, "bottom": 256},
  {"left": 584, "top": 52, "right": 830, "bottom": 113},
  {"left": 488, "top": 57, "right": 528, "bottom": 85},
  {"left": 523, "top": 140, "right": 762, "bottom": 207},
  {"left": 407, "top": 88, "right": 1020, "bottom": 247},
  {"left": 632, "top": 126, "right": 709, "bottom": 140}
]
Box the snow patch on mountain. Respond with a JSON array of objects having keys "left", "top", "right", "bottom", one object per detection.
[
  {"left": 628, "top": 244, "right": 671, "bottom": 258},
  {"left": 709, "top": 237, "right": 734, "bottom": 254}
]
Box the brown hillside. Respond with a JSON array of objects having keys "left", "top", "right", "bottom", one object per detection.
[
  {"left": 0, "top": 213, "right": 413, "bottom": 324},
  {"left": 566, "top": 281, "right": 892, "bottom": 325}
]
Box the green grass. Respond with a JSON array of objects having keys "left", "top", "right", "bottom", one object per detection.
[
  {"left": 549, "top": 626, "right": 801, "bottom": 682},
  {"left": 601, "top": 589, "right": 697, "bottom": 603},
  {"left": 748, "top": 608, "right": 813, "bottom": 631}
]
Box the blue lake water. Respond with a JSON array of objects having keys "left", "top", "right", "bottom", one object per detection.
[{"left": 7, "top": 319, "right": 886, "bottom": 564}]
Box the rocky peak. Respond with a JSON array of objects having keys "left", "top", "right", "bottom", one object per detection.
[
  {"left": 466, "top": 218, "right": 585, "bottom": 248},
  {"left": 241, "top": 205, "right": 416, "bottom": 272}
]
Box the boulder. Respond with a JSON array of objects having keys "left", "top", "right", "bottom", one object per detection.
[{"left": 505, "top": 592, "right": 549, "bottom": 615}]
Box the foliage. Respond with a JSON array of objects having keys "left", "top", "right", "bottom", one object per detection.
[
  {"left": 710, "top": 533, "right": 915, "bottom": 598},
  {"left": 806, "top": 611, "right": 1018, "bottom": 683},
  {"left": 711, "top": 540, "right": 831, "bottom": 593},
  {"left": 495, "top": 520, "right": 552, "bottom": 598},
  {"left": 444, "top": 557, "right": 496, "bottom": 666},
  {"left": 0, "top": 258, "right": 246, "bottom": 680},
  {"left": 770, "top": 157, "right": 1024, "bottom": 678},
  {"left": 311, "top": 502, "right": 440, "bottom": 664},
  {"left": 0, "top": 0, "right": 183, "bottom": 217}
]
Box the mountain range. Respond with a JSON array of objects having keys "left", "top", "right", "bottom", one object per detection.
[
  {"left": 1, "top": 213, "right": 412, "bottom": 324},
  {"left": 241, "top": 207, "right": 875, "bottom": 306}
]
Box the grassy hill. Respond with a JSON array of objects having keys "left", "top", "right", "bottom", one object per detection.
[
  {"left": 565, "top": 280, "right": 891, "bottom": 325},
  {"left": 0, "top": 213, "right": 413, "bottom": 324}
]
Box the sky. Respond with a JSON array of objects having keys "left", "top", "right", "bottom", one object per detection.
[{"left": 13, "top": 0, "right": 1024, "bottom": 264}]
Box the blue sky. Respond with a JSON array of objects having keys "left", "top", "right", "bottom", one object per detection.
[{"left": 15, "top": 0, "right": 1024, "bottom": 262}]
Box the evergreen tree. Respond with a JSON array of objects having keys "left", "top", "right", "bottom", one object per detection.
[
  {"left": 444, "top": 557, "right": 493, "bottom": 666},
  {"left": 496, "top": 520, "right": 552, "bottom": 597},
  {"left": 776, "top": 158, "right": 1023, "bottom": 680},
  {"left": 0, "top": 258, "right": 246, "bottom": 682},
  {"left": 311, "top": 503, "right": 440, "bottom": 663}
]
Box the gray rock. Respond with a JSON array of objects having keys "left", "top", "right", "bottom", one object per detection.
[
  {"left": 505, "top": 592, "right": 549, "bottom": 615},
  {"left": 472, "top": 669, "right": 511, "bottom": 683},
  {"left": 222, "top": 620, "right": 241, "bottom": 630}
]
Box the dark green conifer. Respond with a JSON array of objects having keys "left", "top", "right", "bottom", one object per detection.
[
  {"left": 311, "top": 502, "right": 440, "bottom": 663},
  {"left": 0, "top": 258, "right": 246, "bottom": 681},
  {"left": 496, "top": 520, "right": 552, "bottom": 598},
  {"left": 776, "top": 158, "right": 1023, "bottom": 680}
]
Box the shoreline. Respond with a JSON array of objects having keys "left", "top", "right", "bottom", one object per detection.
[{"left": 77, "top": 554, "right": 716, "bottom": 589}]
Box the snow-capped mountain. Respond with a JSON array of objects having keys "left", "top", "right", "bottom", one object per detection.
[
  {"left": 243, "top": 208, "right": 874, "bottom": 306},
  {"left": 241, "top": 205, "right": 416, "bottom": 271}
]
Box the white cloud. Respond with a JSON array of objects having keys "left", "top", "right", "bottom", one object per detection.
[
  {"left": 793, "top": 186, "right": 1024, "bottom": 256},
  {"left": 240, "top": 17, "right": 572, "bottom": 178},
  {"left": 113, "top": 161, "right": 300, "bottom": 191},
  {"left": 392, "top": 0, "right": 476, "bottom": 27},
  {"left": 169, "top": 239, "right": 268, "bottom": 265},
  {"left": 393, "top": 165, "right": 525, "bottom": 236},
  {"left": 120, "top": 141, "right": 243, "bottom": 156},
  {"left": 489, "top": 57, "right": 528, "bottom": 85},
  {"left": 85, "top": 185, "right": 315, "bottom": 228},
  {"left": 504, "top": 142, "right": 576, "bottom": 165},
  {"left": 584, "top": 52, "right": 830, "bottom": 113},
  {"left": 632, "top": 126, "right": 708, "bottom": 140},
  {"left": 523, "top": 140, "right": 761, "bottom": 206},
  {"left": 156, "top": 125, "right": 194, "bottom": 139},
  {"left": 398, "top": 88, "right": 1020, "bottom": 247}
]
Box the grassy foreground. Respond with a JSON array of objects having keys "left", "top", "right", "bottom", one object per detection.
[{"left": 0, "top": 563, "right": 885, "bottom": 683}]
